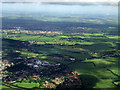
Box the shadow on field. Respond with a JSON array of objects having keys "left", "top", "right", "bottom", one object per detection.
[
  {"left": 80, "top": 74, "right": 99, "bottom": 88},
  {"left": 56, "top": 74, "right": 99, "bottom": 89}
]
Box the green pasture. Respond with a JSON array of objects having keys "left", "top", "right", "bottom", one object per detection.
[
  {"left": 21, "top": 52, "right": 37, "bottom": 56},
  {"left": 2, "top": 85, "right": 11, "bottom": 88},
  {"left": 13, "top": 82, "right": 39, "bottom": 88}
]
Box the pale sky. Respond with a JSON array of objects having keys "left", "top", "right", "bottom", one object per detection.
[{"left": 1, "top": 0, "right": 119, "bottom": 2}]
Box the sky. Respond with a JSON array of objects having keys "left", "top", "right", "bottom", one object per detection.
[{"left": 1, "top": 0, "right": 119, "bottom": 2}]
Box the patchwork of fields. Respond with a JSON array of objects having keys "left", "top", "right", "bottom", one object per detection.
[{"left": 2, "top": 32, "right": 119, "bottom": 88}]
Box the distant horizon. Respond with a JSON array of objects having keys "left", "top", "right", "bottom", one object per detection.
[
  {"left": 1, "top": 2, "right": 118, "bottom": 7},
  {"left": 1, "top": 0, "right": 119, "bottom": 3}
]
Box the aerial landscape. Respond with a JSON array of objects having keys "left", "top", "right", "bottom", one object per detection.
[{"left": 0, "top": 0, "right": 119, "bottom": 89}]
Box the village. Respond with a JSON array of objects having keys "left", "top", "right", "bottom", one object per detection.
[
  {"left": 2, "top": 53, "right": 71, "bottom": 83},
  {"left": 2, "top": 29, "right": 63, "bottom": 35},
  {"left": 1, "top": 54, "right": 82, "bottom": 89}
]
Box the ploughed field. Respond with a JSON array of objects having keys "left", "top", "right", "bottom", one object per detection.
[{"left": 2, "top": 32, "right": 119, "bottom": 88}]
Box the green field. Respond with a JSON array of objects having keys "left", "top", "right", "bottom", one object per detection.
[
  {"left": 68, "top": 58, "right": 118, "bottom": 88},
  {"left": 2, "top": 85, "right": 11, "bottom": 88},
  {"left": 13, "top": 82, "right": 40, "bottom": 88}
]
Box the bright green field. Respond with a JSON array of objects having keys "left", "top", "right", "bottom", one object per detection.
[
  {"left": 13, "top": 82, "right": 40, "bottom": 88},
  {"left": 2, "top": 85, "right": 11, "bottom": 88}
]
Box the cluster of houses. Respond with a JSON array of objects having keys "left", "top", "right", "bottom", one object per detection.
[
  {"left": 26, "top": 59, "right": 51, "bottom": 68},
  {"left": 2, "top": 57, "right": 67, "bottom": 83},
  {"left": 63, "top": 75, "right": 81, "bottom": 86},
  {"left": 2, "top": 29, "right": 62, "bottom": 35},
  {"left": 3, "top": 70, "right": 28, "bottom": 83},
  {"left": 41, "top": 81, "right": 56, "bottom": 88},
  {"left": 1, "top": 60, "right": 13, "bottom": 70},
  {"left": 56, "top": 72, "right": 81, "bottom": 88}
]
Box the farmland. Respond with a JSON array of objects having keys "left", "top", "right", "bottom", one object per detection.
[
  {"left": 2, "top": 30, "right": 119, "bottom": 88},
  {"left": 1, "top": 2, "right": 119, "bottom": 89}
]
